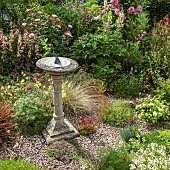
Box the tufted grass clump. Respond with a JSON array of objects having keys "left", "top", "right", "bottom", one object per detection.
[{"left": 62, "top": 71, "right": 109, "bottom": 116}]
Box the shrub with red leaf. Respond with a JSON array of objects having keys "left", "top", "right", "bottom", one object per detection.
[
  {"left": 0, "top": 104, "right": 15, "bottom": 143},
  {"left": 76, "top": 117, "right": 98, "bottom": 136}
]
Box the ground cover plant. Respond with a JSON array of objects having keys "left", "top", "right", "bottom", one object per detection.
[
  {"left": 0, "top": 157, "right": 46, "bottom": 170},
  {"left": 0, "top": 0, "right": 170, "bottom": 169},
  {"left": 99, "top": 99, "right": 136, "bottom": 127}
]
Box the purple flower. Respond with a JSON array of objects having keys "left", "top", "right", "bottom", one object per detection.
[
  {"left": 136, "top": 6, "right": 142, "bottom": 13},
  {"left": 139, "top": 36, "right": 143, "bottom": 41},
  {"left": 110, "top": 0, "right": 119, "bottom": 8},
  {"left": 114, "top": 8, "right": 120, "bottom": 16},
  {"left": 20, "top": 62, "right": 24, "bottom": 66},
  {"left": 13, "top": 92, "right": 17, "bottom": 95},
  {"left": 128, "top": 6, "right": 135, "bottom": 13},
  {"left": 107, "top": 4, "right": 112, "bottom": 8},
  {"left": 110, "top": 0, "right": 118, "bottom": 4},
  {"left": 128, "top": 6, "right": 136, "bottom": 15},
  {"left": 100, "top": 10, "right": 105, "bottom": 15},
  {"left": 142, "top": 31, "right": 147, "bottom": 36}
]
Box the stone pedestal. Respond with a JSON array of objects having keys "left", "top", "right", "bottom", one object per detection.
[
  {"left": 36, "top": 57, "right": 79, "bottom": 145},
  {"left": 43, "top": 73, "right": 79, "bottom": 144}
]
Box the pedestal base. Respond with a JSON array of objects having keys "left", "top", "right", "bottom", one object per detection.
[{"left": 43, "top": 118, "right": 79, "bottom": 144}]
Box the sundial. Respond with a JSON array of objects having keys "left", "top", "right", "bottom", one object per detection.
[{"left": 36, "top": 57, "right": 79, "bottom": 144}]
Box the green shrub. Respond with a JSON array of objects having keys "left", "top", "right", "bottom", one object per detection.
[
  {"left": 136, "top": 96, "right": 170, "bottom": 124},
  {"left": 154, "top": 78, "right": 170, "bottom": 103},
  {"left": 100, "top": 99, "right": 136, "bottom": 127},
  {"left": 120, "top": 124, "right": 142, "bottom": 143},
  {"left": 0, "top": 158, "right": 46, "bottom": 170},
  {"left": 145, "top": 0, "right": 170, "bottom": 28},
  {"left": 113, "top": 73, "right": 145, "bottom": 98},
  {"left": 147, "top": 23, "right": 170, "bottom": 81},
  {"left": 96, "top": 147, "right": 131, "bottom": 170},
  {"left": 71, "top": 0, "right": 149, "bottom": 92},
  {"left": 130, "top": 143, "right": 170, "bottom": 170},
  {"left": 13, "top": 89, "right": 53, "bottom": 135}
]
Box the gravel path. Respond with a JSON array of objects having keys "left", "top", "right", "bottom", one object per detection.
[
  {"left": 1, "top": 118, "right": 169, "bottom": 170},
  {"left": 0, "top": 122, "right": 123, "bottom": 170}
]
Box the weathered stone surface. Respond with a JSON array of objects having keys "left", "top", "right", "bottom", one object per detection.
[{"left": 36, "top": 57, "right": 79, "bottom": 145}]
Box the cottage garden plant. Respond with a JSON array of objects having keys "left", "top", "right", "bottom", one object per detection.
[{"left": 0, "top": 0, "right": 170, "bottom": 169}]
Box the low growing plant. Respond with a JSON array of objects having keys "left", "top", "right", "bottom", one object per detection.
[
  {"left": 130, "top": 143, "right": 170, "bottom": 170},
  {"left": 13, "top": 89, "right": 53, "bottom": 135},
  {"left": 142, "top": 130, "right": 170, "bottom": 154},
  {"left": 100, "top": 99, "right": 136, "bottom": 127},
  {"left": 120, "top": 124, "right": 142, "bottom": 143},
  {"left": 136, "top": 96, "right": 170, "bottom": 123},
  {"left": 96, "top": 147, "right": 131, "bottom": 170},
  {"left": 0, "top": 157, "right": 46, "bottom": 170},
  {"left": 76, "top": 117, "right": 98, "bottom": 136},
  {"left": 47, "top": 139, "right": 84, "bottom": 164}
]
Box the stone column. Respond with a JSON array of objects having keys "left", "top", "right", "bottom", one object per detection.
[
  {"left": 52, "top": 74, "right": 64, "bottom": 126},
  {"left": 43, "top": 72, "right": 79, "bottom": 144}
]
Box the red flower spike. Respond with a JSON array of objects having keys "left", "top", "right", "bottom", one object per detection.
[{"left": 146, "top": 75, "right": 151, "bottom": 79}]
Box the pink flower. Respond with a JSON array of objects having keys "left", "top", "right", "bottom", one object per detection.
[
  {"left": 136, "top": 6, "right": 142, "bottom": 13},
  {"left": 110, "top": 0, "right": 118, "bottom": 4},
  {"left": 22, "top": 23, "right": 27, "bottom": 27},
  {"left": 118, "top": 24, "right": 123, "bottom": 28},
  {"left": 139, "top": 36, "right": 143, "bottom": 41},
  {"left": 28, "top": 33, "right": 35, "bottom": 39},
  {"left": 104, "top": 23, "right": 109, "bottom": 29},
  {"left": 107, "top": 4, "right": 112, "bottom": 8},
  {"left": 142, "top": 31, "right": 147, "bottom": 36},
  {"left": 100, "top": 10, "right": 105, "bottom": 15},
  {"left": 56, "top": 25, "right": 61, "bottom": 29},
  {"left": 122, "top": 41, "right": 126, "bottom": 46},
  {"left": 114, "top": 8, "right": 120, "bottom": 16},
  {"left": 64, "top": 31, "right": 73, "bottom": 38},
  {"left": 128, "top": 6, "right": 136, "bottom": 16},
  {"left": 13, "top": 92, "right": 17, "bottom": 95},
  {"left": 128, "top": 6, "right": 135, "bottom": 13}
]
